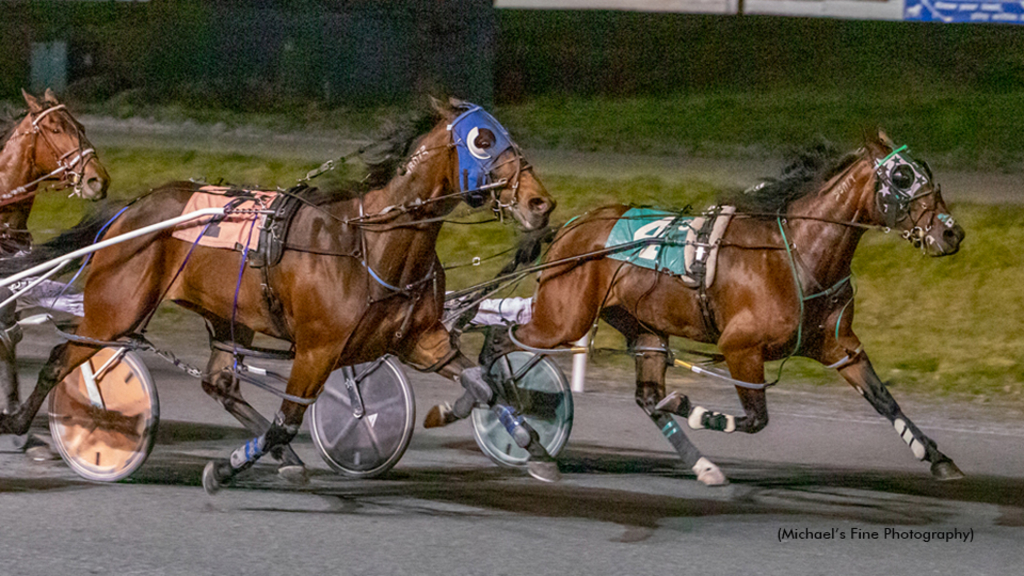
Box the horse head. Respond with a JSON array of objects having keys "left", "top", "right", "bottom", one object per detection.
[
  {"left": 19, "top": 88, "right": 109, "bottom": 200},
  {"left": 865, "top": 130, "right": 964, "bottom": 256},
  {"left": 429, "top": 97, "right": 554, "bottom": 230}
]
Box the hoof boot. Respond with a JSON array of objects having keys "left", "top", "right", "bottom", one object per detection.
[
  {"left": 203, "top": 460, "right": 232, "bottom": 495},
  {"left": 931, "top": 459, "right": 965, "bottom": 481},
  {"left": 278, "top": 465, "right": 309, "bottom": 485},
  {"left": 527, "top": 458, "right": 561, "bottom": 483},
  {"left": 692, "top": 457, "right": 728, "bottom": 486}
]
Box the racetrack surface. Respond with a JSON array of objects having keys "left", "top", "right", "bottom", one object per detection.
[{"left": 2, "top": 317, "right": 1023, "bottom": 576}]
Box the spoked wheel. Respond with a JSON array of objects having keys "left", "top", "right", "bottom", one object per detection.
[
  {"left": 472, "top": 351, "right": 573, "bottom": 468},
  {"left": 48, "top": 347, "right": 158, "bottom": 482},
  {"left": 310, "top": 356, "right": 414, "bottom": 478}
]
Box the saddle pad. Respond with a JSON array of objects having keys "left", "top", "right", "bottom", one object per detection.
[
  {"left": 604, "top": 206, "right": 735, "bottom": 288},
  {"left": 170, "top": 186, "right": 278, "bottom": 250}
]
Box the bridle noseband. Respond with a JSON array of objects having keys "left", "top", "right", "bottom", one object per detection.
[{"left": 1, "top": 104, "right": 97, "bottom": 206}]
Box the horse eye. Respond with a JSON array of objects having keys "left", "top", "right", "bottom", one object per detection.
[
  {"left": 890, "top": 164, "right": 915, "bottom": 190},
  {"left": 473, "top": 128, "right": 495, "bottom": 150}
]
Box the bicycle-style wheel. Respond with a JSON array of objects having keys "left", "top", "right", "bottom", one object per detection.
[
  {"left": 309, "top": 356, "right": 414, "bottom": 478},
  {"left": 472, "top": 351, "right": 573, "bottom": 468},
  {"left": 48, "top": 347, "right": 158, "bottom": 482}
]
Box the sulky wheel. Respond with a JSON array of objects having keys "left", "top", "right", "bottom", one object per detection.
[
  {"left": 48, "top": 347, "right": 158, "bottom": 482},
  {"left": 472, "top": 351, "right": 573, "bottom": 468},
  {"left": 310, "top": 356, "right": 414, "bottom": 478}
]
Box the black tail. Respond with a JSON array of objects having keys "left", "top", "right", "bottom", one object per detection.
[{"left": 0, "top": 203, "right": 125, "bottom": 277}]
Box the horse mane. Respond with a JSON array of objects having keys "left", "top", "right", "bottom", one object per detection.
[
  {"left": 0, "top": 104, "right": 24, "bottom": 152},
  {"left": 299, "top": 109, "right": 443, "bottom": 206},
  {"left": 727, "top": 142, "right": 860, "bottom": 216}
]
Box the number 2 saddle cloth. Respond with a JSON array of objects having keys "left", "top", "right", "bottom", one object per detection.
[{"left": 603, "top": 205, "right": 735, "bottom": 289}]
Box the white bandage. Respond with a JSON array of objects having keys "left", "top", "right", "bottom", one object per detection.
[{"left": 688, "top": 406, "right": 708, "bottom": 430}]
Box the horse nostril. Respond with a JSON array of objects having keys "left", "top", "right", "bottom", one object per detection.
[
  {"left": 943, "top": 227, "right": 964, "bottom": 245},
  {"left": 529, "top": 196, "right": 552, "bottom": 214},
  {"left": 86, "top": 176, "right": 108, "bottom": 196}
]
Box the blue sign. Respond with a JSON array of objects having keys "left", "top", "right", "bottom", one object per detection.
[{"left": 905, "top": 1, "right": 1024, "bottom": 23}]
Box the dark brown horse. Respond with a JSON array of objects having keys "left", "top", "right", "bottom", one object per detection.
[
  {"left": 433, "top": 131, "right": 966, "bottom": 485},
  {"left": 0, "top": 98, "right": 558, "bottom": 488},
  {"left": 1, "top": 88, "right": 109, "bottom": 438}
]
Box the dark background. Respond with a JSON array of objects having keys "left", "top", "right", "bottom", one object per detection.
[{"left": 1, "top": 0, "right": 1021, "bottom": 107}]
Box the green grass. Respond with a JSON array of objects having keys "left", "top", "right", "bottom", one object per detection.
[{"left": 67, "top": 87, "right": 1024, "bottom": 172}]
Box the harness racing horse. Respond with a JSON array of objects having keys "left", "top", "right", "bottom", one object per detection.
[
  {"left": 0, "top": 97, "right": 558, "bottom": 489},
  {"left": 0, "top": 88, "right": 109, "bottom": 445},
  {"left": 432, "top": 131, "right": 966, "bottom": 486}
]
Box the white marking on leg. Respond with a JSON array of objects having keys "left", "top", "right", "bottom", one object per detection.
[{"left": 688, "top": 406, "right": 708, "bottom": 430}]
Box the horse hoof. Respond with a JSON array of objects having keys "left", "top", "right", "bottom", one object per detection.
[
  {"left": 278, "top": 465, "right": 309, "bottom": 485},
  {"left": 423, "top": 403, "right": 455, "bottom": 429},
  {"left": 202, "top": 461, "right": 222, "bottom": 495},
  {"left": 654, "top": 391, "right": 689, "bottom": 416},
  {"left": 527, "top": 458, "right": 561, "bottom": 483},
  {"left": 692, "top": 457, "right": 729, "bottom": 486},
  {"left": 931, "top": 459, "right": 965, "bottom": 481},
  {"left": 25, "top": 436, "right": 58, "bottom": 462}
]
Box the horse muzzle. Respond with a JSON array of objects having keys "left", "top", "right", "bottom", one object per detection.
[
  {"left": 78, "top": 159, "right": 110, "bottom": 200},
  {"left": 921, "top": 221, "right": 965, "bottom": 257}
]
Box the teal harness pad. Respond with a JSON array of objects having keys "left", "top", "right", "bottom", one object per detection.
[{"left": 605, "top": 208, "right": 697, "bottom": 277}]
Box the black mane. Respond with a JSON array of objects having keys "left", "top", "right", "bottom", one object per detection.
[
  {"left": 727, "top": 142, "right": 859, "bottom": 215},
  {"left": 300, "top": 110, "right": 442, "bottom": 206}
]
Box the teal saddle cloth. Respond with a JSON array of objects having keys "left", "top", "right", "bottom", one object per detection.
[{"left": 603, "top": 206, "right": 735, "bottom": 287}]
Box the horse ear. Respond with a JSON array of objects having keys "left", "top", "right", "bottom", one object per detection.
[
  {"left": 43, "top": 88, "right": 60, "bottom": 105},
  {"left": 864, "top": 127, "right": 890, "bottom": 158},
  {"left": 448, "top": 96, "right": 467, "bottom": 109},
  {"left": 22, "top": 88, "right": 42, "bottom": 113},
  {"left": 429, "top": 95, "right": 456, "bottom": 121},
  {"left": 876, "top": 128, "right": 895, "bottom": 148}
]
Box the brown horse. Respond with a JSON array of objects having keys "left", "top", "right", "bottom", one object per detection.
[
  {"left": 1, "top": 88, "right": 108, "bottom": 252},
  {"left": 1, "top": 88, "right": 109, "bottom": 438},
  {"left": 0, "top": 97, "right": 558, "bottom": 488},
  {"left": 432, "top": 131, "right": 966, "bottom": 485}
]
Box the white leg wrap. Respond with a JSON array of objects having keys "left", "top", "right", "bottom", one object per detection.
[
  {"left": 692, "top": 457, "right": 728, "bottom": 486},
  {"left": 723, "top": 414, "right": 736, "bottom": 433},
  {"left": 894, "top": 418, "right": 927, "bottom": 460},
  {"left": 688, "top": 406, "right": 708, "bottom": 430}
]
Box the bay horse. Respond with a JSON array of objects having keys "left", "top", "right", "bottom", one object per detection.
[
  {"left": 432, "top": 131, "right": 966, "bottom": 485},
  {"left": 0, "top": 97, "right": 558, "bottom": 489},
  {"left": 1, "top": 88, "right": 109, "bottom": 440}
]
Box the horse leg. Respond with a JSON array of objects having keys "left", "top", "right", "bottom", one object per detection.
[
  {"left": 836, "top": 352, "right": 963, "bottom": 480},
  {"left": 0, "top": 340, "right": 100, "bottom": 436},
  {"left": 0, "top": 287, "right": 28, "bottom": 452},
  {"left": 412, "top": 323, "right": 561, "bottom": 482},
  {"left": 597, "top": 303, "right": 727, "bottom": 486},
  {"left": 203, "top": 342, "right": 336, "bottom": 494},
  {"left": 200, "top": 318, "right": 306, "bottom": 482}
]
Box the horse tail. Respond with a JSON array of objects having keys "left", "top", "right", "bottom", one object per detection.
[{"left": 0, "top": 203, "right": 127, "bottom": 277}]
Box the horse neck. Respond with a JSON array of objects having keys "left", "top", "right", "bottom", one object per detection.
[
  {"left": 785, "top": 159, "right": 875, "bottom": 288},
  {"left": 358, "top": 140, "right": 455, "bottom": 286},
  {"left": 0, "top": 124, "right": 37, "bottom": 200}
]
